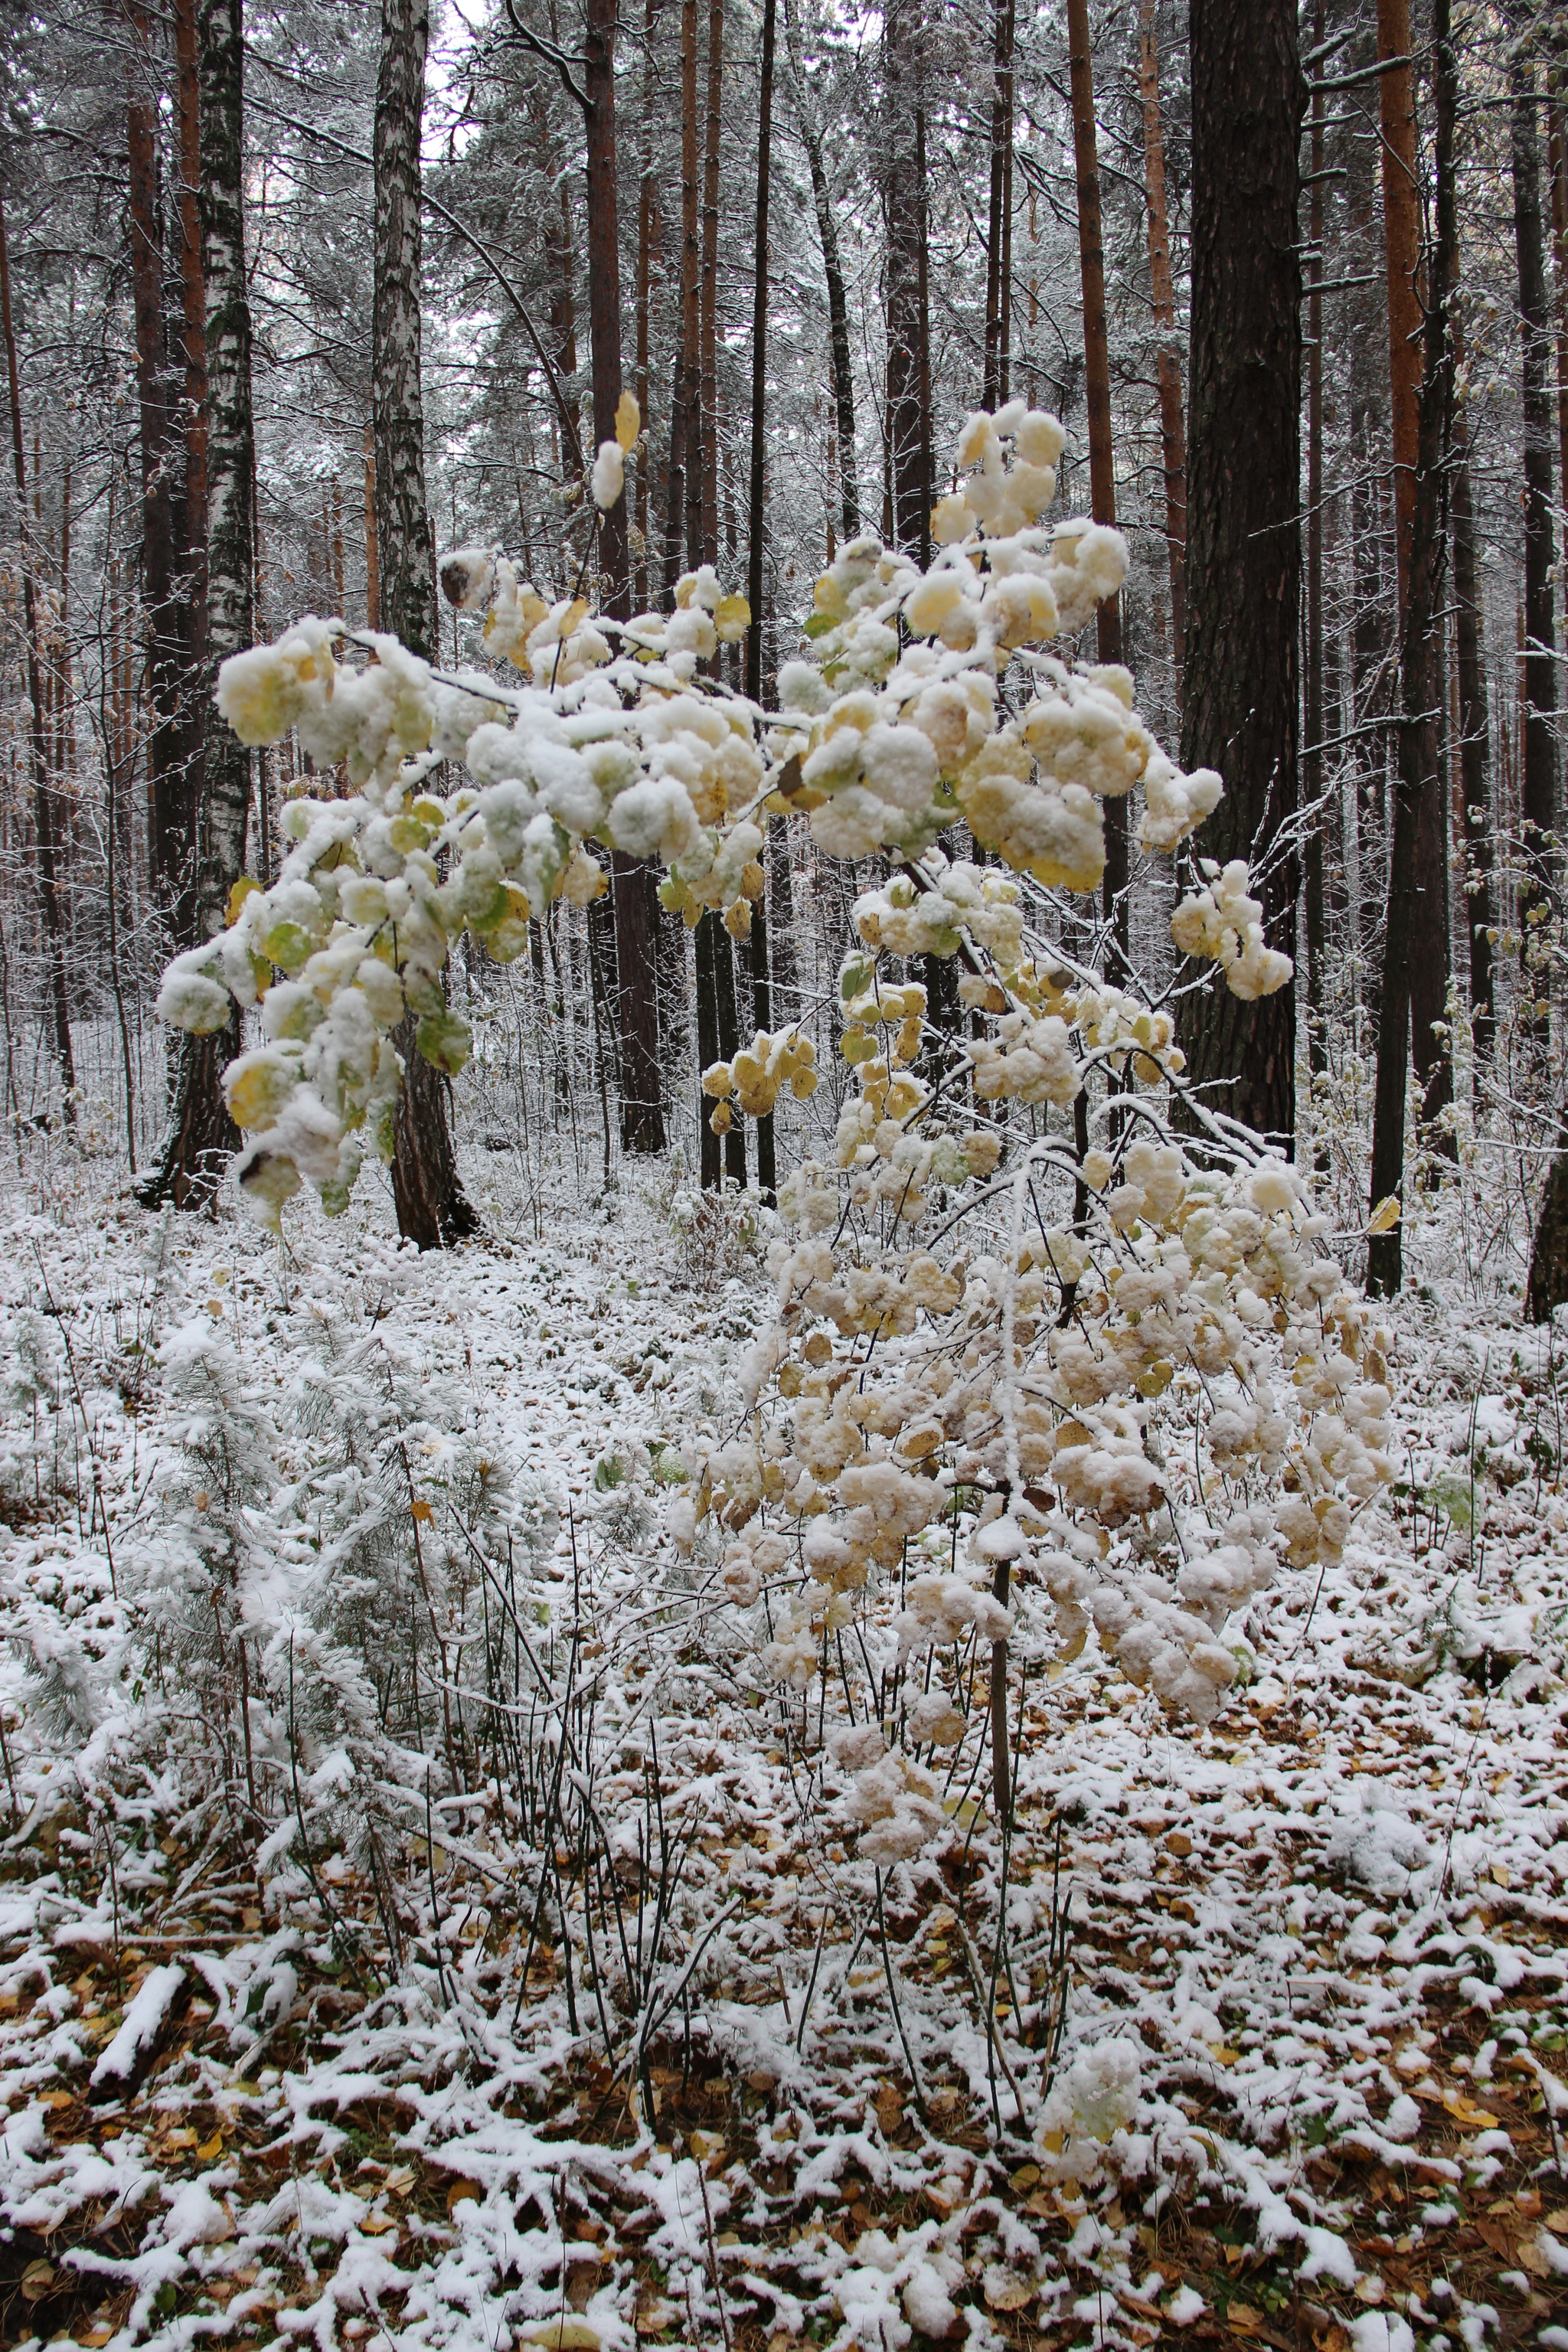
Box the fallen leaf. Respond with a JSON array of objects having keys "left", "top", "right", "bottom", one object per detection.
[
  {"left": 410, "top": 1499, "right": 433, "bottom": 1524},
  {"left": 444, "top": 2177, "right": 483, "bottom": 2212},
  {"left": 638, "top": 2301, "right": 677, "bottom": 2340},
  {"left": 1517, "top": 2235, "right": 1550, "bottom": 2278},
  {"left": 1225, "top": 2304, "right": 1263, "bottom": 2334},
  {"left": 1165, "top": 1831, "right": 1193, "bottom": 1858},
  {"left": 21, "top": 2261, "right": 55, "bottom": 2302},
  {"left": 1207, "top": 2043, "right": 1241, "bottom": 2066},
  {"left": 518, "top": 2325, "right": 600, "bottom": 2351},
  {"left": 1544, "top": 2206, "right": 1568, "bottom": 2230},
  {"left": 1354, "top": 2275, "right": 1385, "bottom": 2304},
  {"left": 1440, "top": 2088, "right": 1498, "bottom": 2128},
  {"left": 196, "top": 2131, "right": 224, "bottom": 2162},
  {"left": 1010, "top": 2163, "right": 1040, "bottom": 2191},
  {"left": 983, "top": 2272, "right": 1034, "bottom": 2312},
  {"left": 384, "top": 2165, "right": 416, "bottom": 2197},
  {"left": 359, "top": 2213, "right": 398, "bottom": 2236}
]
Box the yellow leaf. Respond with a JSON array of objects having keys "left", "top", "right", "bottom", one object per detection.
[
  {"left": 1439, "top": 2088, "right": 1498, "bottom": 2128},
  {"left": 196, "top": 2131, "right": 225, "bottom": 2162},
  {"left": 1207, "top": 2043, "right": 1241, "bottom": 2066},
  {"left": 519, "top": 2326, "right": 600, "bottom": 2351},
  {"left": 444, "top": 2177, "right": 483, "bottom": 2212},
  {"left": 714, "top": 593, "right": 752, "bottom": 643},
  {"left": 410, "top": 1499, "right": 433, "bottom": 1524},
  {"left": 615, "top": 390, "right": 641, "bottom": 451},
  {"left": 227, "top": 876, "right": 263, "bottom": 926},
  {"left": 984, "top": 2274, "right": 1034, "bottom": 2312},
  {"left": 1367, "top": 1194, "right": 1401, "bottom": 1235},
  {"left": 359, "top": 2212, "right": 399, "bottom": 2236}
]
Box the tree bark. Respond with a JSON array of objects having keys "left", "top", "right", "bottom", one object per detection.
[
  {"left": 1377, "top": 0, "right": 1450, "bottom": 1135},
  {"left": 1067, "top": 0, "right": 1126, "bottom": 966},
  {"left": 1303, "top": 0, "right": 1326, "bottom": 1077},
  {"left": 1367, "top": 0, "right": 1455, "bottom": 1298},
  {"left": 1526, "top": 1132, "right": 1568, "bottom": 1323},
  {"left": 1135, "top": 0, "right": 1186, "bottom": 683},
  {"left": 883, "top": 0, "right": 929, "bottom": 555},
  {"left": 371, "top": 0, "right": 476, "bottom": 1243},
  {"left": 126, "top": 0, "right": 193, "bottom": 946},
  {"left": 746, "top": 0, "right": 778, "bottom": 1197},
  {"left": 1450, "top": 342, "right": 1493, "bottom": 1050},
  {"left": 141, "top": 0, "right": 259, "bottom": 1206},
  {"left": 1176, "top": 0, "right": 1301, "bottom": 1153},
  {"left": 1513, "top": 65, "right": 1559, "bottom": 939},
  {"left": 0, "top": 196, "right": 75, "bottom": 1108},
  {"left": 698, "top": 0, "right": 724, "bottom": 575},
  {"left": 374, "top": 0, "right": 438, "bottom": 665},
  {"left": 783, "top": 0, "right": 858, "bottom": 541},
  {"left": 584, "top": 0, "right": 629, "bottom": 617},
  {"left": 982, "top": 0, "right": 1015, "bottom": 413}
]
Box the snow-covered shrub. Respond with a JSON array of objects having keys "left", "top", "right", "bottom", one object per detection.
[{"left": 158, "top": 400, "right": 1387, "bottom": 1810}]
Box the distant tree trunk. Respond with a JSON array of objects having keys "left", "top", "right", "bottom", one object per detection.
[
  {"left": 1513, "top": 66, "right": 1559, "bottom": 941},
  {"left": 677, "top": 0, "right": 700, "bottom": 583},
  {"left": 698, "top": 0, "right": 724, "bottom": 575},
  {"left": 1547, "top": 98, "right": 1568, "bottom": 587},
  {"left": 635, "top": 0, "right": 658, "bottom": 613},
  {"left": 1303, "top": 0, "right": 1326, "bottom": 1076},
  {"left": 884, "top": 0, "right": 929, "bottom": 555},
  {"left": 372, "top": 0, "right": 476, "bottom": 1246},
  {"left": 174, "top": 0, "right": 207, "bottom": 584},
  {"left": 784, "top": 0, "right": 858, "bottom": 541},
  {"left": 0, "top": 198, "right": 75, "bottom": 1109},
  {"left": 1177, "top": 0, "right": 1301, "bottom": 1152},
  {"left": 1450, "top": 343, "right": 1493, "bottom": 1049},
  {"left": 125, "top": 0, "right": 193, "bottom": 949},
  {"left": 363, "top": 420, "right": 381, "bottom": 627},
  {"left": 982, "top": 0, "right": 1015, "bottom": 412},
  {"left": 1136, "top": 0, "right": 1186, "bottom": 684},
  {"left": 1377, "top": 0, "right": 1450, "bottom": 1137},
  {"left": 1367, "top": 0, "right": 1455, "bottom": 1298},
  {"left": 1067, "top": 0, "right": 1127, "bottom": 967},
  {"left": 747, "top": 0, "right": 778, "bottom": 1197}
]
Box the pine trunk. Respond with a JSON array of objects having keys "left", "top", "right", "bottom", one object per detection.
[
  {"left": 1450, "top": 351, "right": 1493, "bottom": 1048},
  {"left": 1176, "top": 0, "right": 1301, "bottom": 1153},
  {"left": 1135, "top": 0, "right": 1187, "bottom": 681},
  {"left": 371, "top": 0, "right": 476, "bottom": 1244},
  {"left": 747, "top": 0, "right": 778, "bottom": 1197},
  {"left": 1067, "top": 0, "right": 1126, "bottom": 962},
  {"left": 0, "top": 198, "right": 75, "bottom": 1107},
  {"left": 1303, "top": 0, "right": 1326, "bottom": 1076},
  {"left": 1513, "top": 69, "right": 1559, "bottom": 936},
  {"left": 1367, "top": 0, "right": 1455, "bottom": 1298},
  {"left": 783, "top": 0, "right": 858, "bottom": 541},
  {"left": 884, "top": 0, "right": 929, "bottom": 555},
  {"left": 982, "top": 0, "right": 1014, "bottom": 412}
]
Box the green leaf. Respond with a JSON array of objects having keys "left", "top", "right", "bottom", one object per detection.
[
  {"left": 262, "top": 920, "right": 316, "bottom": 973},
  {"left": 416, "top": 1008, "right": 472, "bottom": 1076},
  {"left": 802, "top": 612, "right": 837, "bottom": 641},
  {"left": 839, "top": 953, "right": 874, "bottom": 1002}
]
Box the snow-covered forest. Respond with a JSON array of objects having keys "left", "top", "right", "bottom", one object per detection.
[{"left": 3, "top": 1, "right": 1568, "bottom": 2348}]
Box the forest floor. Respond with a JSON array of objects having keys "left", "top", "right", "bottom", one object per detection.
[{"left": 1, "top": 1138, "right": 1567, "bottom": 2352}]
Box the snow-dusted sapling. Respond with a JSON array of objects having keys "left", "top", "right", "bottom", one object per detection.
[{"left": 157, "top": 403, "right": 1391, "bottom": 1816}]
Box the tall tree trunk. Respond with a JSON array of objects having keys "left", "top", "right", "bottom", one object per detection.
[
  {"left": 1367, "top": 0, "right": 1456, "bottom": 1296},
  {"left": 746, "top": 0, "right": 778, "bottom": 1197},
  {"left": 141, "top": 0, "right": 260, "bottom": 1206},
  {"left": 681, "top": 0, "right": 703, "bottom": 580},
  {"left": 1450, "top": 342, "right": 1493, "bottom": 1050},
  {"left": 783, "top": 0, "right": 858, "bottom": 541},
  {"left": 1548, "top": 96, "right": 1568, "bottom": 587},
  {"left": 174, "top": 0, "right": 207, "bottom": 572},
  {"left": 1176, "top": 0, "right": 1301, "bottom": 1152},
  {"left": 1135, "top": 0, "right": 1187, "bottom": 683},
  {"left": 0, "top": 198, "right": 75, "bottom": 1109},
  {"left": 585, "top": 0, "right": 629, "bottom": 616},
  {"left": 1067, "top": 0, "right": 1127, "bottom": 966},
  {"left": 635, "top": 0, "right": 658, "bottom": 613},
  {"left": 1303, "top": 0, "right": 1326, "bottom": 1077},
  {"left": 698, "top": 0, "right": 724, "bottom": 575},
  {"left": 126, "top": 0, "right": 193, "bottom": 946},
  {"left": 1378, "top": 0, "right": 1451, "bottom": 1135},
  {"left": 373, "top": 0, "right": 477, "bottom": 1245},
  {"left": 884, "top": 0, "right": 929, "bottom": 554},
  {"left": 1513, "top": 65, "right": 1559, "bottom": 946},
  {"left": 982, "top": 0, "right": 1015, "bottom": 412},
  {"left": 583, "top": 0, "right": 664, "bottom": 1151}
]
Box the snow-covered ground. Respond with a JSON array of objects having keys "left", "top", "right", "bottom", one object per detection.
[{"left": 2, "top": 1140, "right": 1567, "bottom": 2352}]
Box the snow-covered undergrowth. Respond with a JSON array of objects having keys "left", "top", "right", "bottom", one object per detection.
[{"left": 2, "top": 1146, "right": 1568, "bottom": 2352}]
